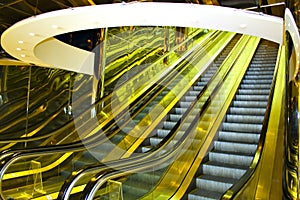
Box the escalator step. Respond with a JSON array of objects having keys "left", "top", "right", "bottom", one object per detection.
[
  {"left": 150, "top": 137, "right": 162, "bottom": 146},
  {"left": 250, "top": 63, "right": 275, "bottom": 67},
  {"left": 184, "top": 96, "right": 197, "bottom": 102},
  {"left": 218, "top": 131, "right": 260, "bottom": 143},
  {"left": 231, "top": 100, "right": 267, "bottom": 108},
  {"left": 201, "top": 162, "right": 247, "bottom": 179},
  {"left": 209, "top": 152, "right": 253, "bottom": 166},
  {"left": 222, "top": 122, "right": 262, "bottom": 133},
  {"left": 228, "top": 107, "right": 266, "bottom": 115},
  {"left": 196, "top": 81, "right": 207, "bottom": 87},
  {"left": 163, "top": 121, "right": 177, "bottom": 129},
  {"left": 242, "top": 79, "right": 272, "bottom": 84},
  {"left": 246, "top": 71, "right": 274, "bottom": 75},
  {"left": 169, "top": 114, "right": 182, "bottom": 121},
  {"left": 239, "top": 84, "right": 271, "bottom": 89},
  {"left": 141, "top": 146, "right": 151, "bottom": 152},
  {"left": 174, "top": 107, "right": 187, "bottom": 114},
  {"left": 235, "top": 94, "right": 269, "bottom": 101},
  {"left": 238, "top": 89, "right": 270, "bottom": 95},
  {"left": 193, "top": 86, "right": 204, "bottom": 91},
  {"left": 157, "top": 129, "right": 170, "bottom": 137},
  {"left": 244, "top": 74, "right": 273, "bottom": 80},
  {"left": 226, "top": 114, "right": 264, "bottom": 124},
  {"left": 180, "top": 101, "right": 193, "bottom": 108},
  {"left": 189, "top": 91, "right": 200, "bottom": 96},
  {"left": 195, "top": 174, "right": 237, "bottom": 193},
  {"left": 198, "top": 77, "right": 211, "bottom": 83},
  {"left": 248, "top": 67, "right": 275, "bottom": 71},
  {"left": 214, "top": 141, "right": 257, "bottom": 154}
]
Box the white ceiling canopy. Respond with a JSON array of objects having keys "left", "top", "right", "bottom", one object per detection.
[{"left": 1, "top": 2, "right": 283, "bottom": 74}]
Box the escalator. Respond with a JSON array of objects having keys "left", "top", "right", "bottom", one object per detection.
[
  {"left": 77, "top": 38, "right": 280, "bottom": 200},
  {"left": 188, "top": 39, "right": 278, "bottom": 199}
]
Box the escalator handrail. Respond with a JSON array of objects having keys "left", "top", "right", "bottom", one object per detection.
[
  {"left": 79, "top": 35, "right": 249, "bottom": 200},
  {"left": 222, "top": 43, "right": 282, "bottom": 199}
]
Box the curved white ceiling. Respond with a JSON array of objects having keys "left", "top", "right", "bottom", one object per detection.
[{"left": 1, "top": 2, "right": 283, "bottom": 74}]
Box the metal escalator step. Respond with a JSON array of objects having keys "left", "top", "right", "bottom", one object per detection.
[
  {"left": 196, "top": 81, "right": 208, "bottom": 87},
  {"left": 252, "top": 59, "right": 276, "bottom": 63},
  {"left": 199, "top": 77, "right": 211, "bottom": 83},
  {"left": 201, "top": 161, "right": 247, "bottom": 179},
  {"left": 195, "top": 174, "right": 237, "bottom": 193},
  {"left": 157, "top": 129, "right": 170, "bottom": 137},
  {"left": 193, "top": 86, "right": 204, "bottom": 91},
  {"left": 248, "top": 67, "right": 274, "bottom": 71},
  {"left": 218, "top": 131, "right": 260, "bottom": 143},
  {"left": 150, "top": 137, "right": 162, "bottom": 146},
  {"left": 209, "top": 152, "right": 253, "bottom": 166},
  {"left": 184, "top": 96, "right": 197, "bottom": 102},
  {"left": 203, "top": 72, "right": 215, "bottom": 78},
  {"left": 180, "top": 101, "right": 192, "bottom": 108},
  {"left": 226, "top": 114, "right": 264, "bottom": 124},
  {"left": 238, "top": 89, "right": 270, "bottom": 95},
  {"left": 235, "top": 94, "right": 269, "bottom": 101},
  {"left": 244, "top": 74, "right": 273, "bottom": 80},
  {"left": 239, "top": 84, "right": 271, "bottom": 89},
  {"left": 188, "top": 188, "right": 223, "bottom": 200},
  {"left": 163, "top": 121, "right": 177, "bottom": 129},
  {"left": 246, "top": 71, "right": 274, "bottom": 75},
  {"left": 232, "top": 100, "right": 267, "bottom": 108},
  {"left": 251, "top": 63, "right": 275, "bottom": 66},
  {"left": 242, "top": 79, "right": 272, "bottom": 84},
  {"left": 214, "top": 141, "right": 257, "bottom": 154},
  {"left": 174, "top": 107, "right": 187, "bottom": 114},
  {"left": 169, "top": 114, "right": 182, "bottom": 121},
  {"left": 189, "top": 91, "right": 200, "bottom": 96},
  {"left": 228, "top": 107, "right": 266, "bottom": 115},
  {"left": 222, "top": 122, "right": 262, "bottom": 133},
  {"left": 141, "top": 146, "right": 151, "bottom": 152}
]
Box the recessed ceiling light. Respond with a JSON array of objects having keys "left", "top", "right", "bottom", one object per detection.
[
  {"left": 20, "top": 54, "right": 26, "bottom": 58},
  {"left": 52, "top": 25, "right": 59, "bottom": 29},
  {"left": 18, "top": 40, "right": 24, "bottom": 44},
  {"left": 29, "top": 32, "right": 35, "bottom": 36},
  {"left": 16, "top": 48, "right": 22, "bottom": 51}
]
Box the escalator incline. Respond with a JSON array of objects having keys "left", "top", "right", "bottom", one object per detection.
[{"left": 188, "top": 40, "right": 278, "bottom": 199}]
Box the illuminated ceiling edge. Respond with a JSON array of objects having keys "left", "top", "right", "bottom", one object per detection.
[{"left": 0, "top": 2, "right": 283, "bottom": 74}]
